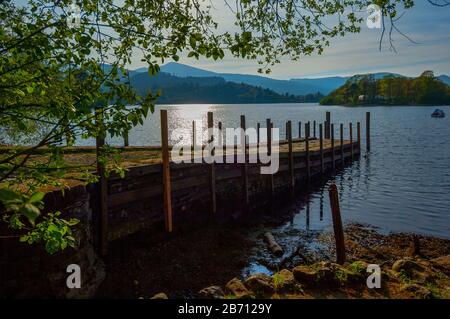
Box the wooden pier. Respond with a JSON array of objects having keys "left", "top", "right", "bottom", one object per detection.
[{"left": 93, "top": 111, "right": 370, "bottom": 255}]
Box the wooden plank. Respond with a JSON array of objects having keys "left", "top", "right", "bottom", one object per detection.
[
  {"left": 218, "top": 121, "right": 225, "bottom": 164},
  {"left": 95, "top": 110, "right": 108, "bottom": 256},
  {"left": 331, "top": 123, "right": 335, "bottom": 171},
  {"left": 160, "top": 109, "right": 173, "bottom": 232},
  {"left": 208, "top": 112, "right": 216, "bottom": 214},
  {"left": 305, "top": 122, "right": 310, "bottom": 179},
  {"left": 328, "top": 183, "right": 346, "bottom": 264},
  {"left": 319, "top": 123, "right": 324, "bottom": 174},
  {"left": 266, "top": 118, "right": 275, "bottom": 196},
  {"left": 340, "top": 123, "right": 344, "bottom": 165},
  {"left": 366, "top": 112, "right": 371, "bottom": 152},
  {"left": 287, "top": 121, "right": 294, "bottom": 190},
  {"left": 241, "top": 115, "right": 249, "bottom": 205},
  {"left": 349, "top": 123, "right": 353, "bottom": 160}
]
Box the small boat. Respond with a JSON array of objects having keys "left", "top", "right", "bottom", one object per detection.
[{"left": 431, "top": 109, "right": 445, "bottom": 118}]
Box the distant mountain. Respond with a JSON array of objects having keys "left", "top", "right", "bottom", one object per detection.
[
  {"left": 130, "top": 72, "right": 323, "bottom": 104},
  {"left": 438, "top": 75, "right": 450, "bottom": 86},
  {"left": 157, "top": 62, "right": 416, "bottom": 95},
  {"left": 160, "top": 62, "right": 324, "bottom": 95}
]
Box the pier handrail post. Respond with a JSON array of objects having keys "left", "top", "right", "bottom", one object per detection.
[
  {"left": 313, "top": 120, "right": 316, "bottom": 138},
  {"left": 326, "top": 111, "right": 331, "bottom": 139},
  {"left": 357, "top": 121, "right": 361, "bottom": 150},
  {"left": 305, "top": 122, "right": 310, "bottom": 179},
  {"left": 208, "top": 112, "right": 216, "bottom": 214},
  {"left": 366, "top": 112, "right": 371, "bottom": 152},
  {"left": 266, "top": 119, "right": 275, "bottom": 196},
  {"left": 218, "top": 121, "right": 225, "bottom": 164},
  {"left": 160, "top": 109, "right": 173, "bottom": 233},
  {"left": 340, "top": 123, "right": 344, "bottom": 166},
  {"left": 319, "top": 123, "right": 324, "bottom": 174},
  {"left": 287, "top": 121, "right": 294, "bottom": 192},
  {"left": 123, "top": 129, "right": 129, "bottom": 147},
  {"left": 349, "top": 123, "right": 353, "bottom": 161},
  {"left": 257, "top": 122, "right": 260, "bottom": 159},
  {"left": 192, "top": 120, "right": 196, "bottom": 163},
  {"left": 95, "top": 108, "right": 108, "bottom": 256},
  {"left": 241, "top": 115, "right": 249, "bottom": 205},
  {"left": 298, "top": 121, "right": 301, "bottom": 139},
  {"left": 331, "top": 123, "right": 335, "bottom": 171},
  {"left": 328, "top": 183, "right": 346, "bottom": 264}
]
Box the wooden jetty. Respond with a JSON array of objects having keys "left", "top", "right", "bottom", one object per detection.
[{"left": 80, "top": 112, "right": 369, "bottom": 255}]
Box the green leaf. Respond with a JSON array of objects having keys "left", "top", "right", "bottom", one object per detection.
[
  {"left": 19, "top": 203, "right": 41, "bottom": 225},
  {"left": 28, "top": 192, "right": 45, "bottom": 204},
  {"left": 0, "top": 188, "right": 21, "bottom": 202}
]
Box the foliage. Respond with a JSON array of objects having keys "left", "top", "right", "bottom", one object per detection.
[
  {"left": 350, "top": 261, "right": 366, "bottom": 274},
  {"left": 131, "top": 71, "right": 324, "bottom": 104},
  {"left": 0, "top": 0, "right": 434, "bottom": 253},
  {"left": 320, "top": 72, "right": 450, "bottom": 106}
]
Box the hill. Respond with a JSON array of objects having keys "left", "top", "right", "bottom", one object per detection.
[
  {"left": 320, "top": 71, "right": 450, "bottom": 106},
  {"left": 130, "top": 72, "right": 323, "bottom": 104}
]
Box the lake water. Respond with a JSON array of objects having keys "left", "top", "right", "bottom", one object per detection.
[{"left": 98, "top": 103, "right": 450, "bottom": 239}]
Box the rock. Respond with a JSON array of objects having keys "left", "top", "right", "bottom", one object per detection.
[
  {"left": 272, "top": 269, "right": 301, "bottom": 293},
  {"left": 392, "top": 258, "right": 423, "bottom": 273},
  {"left": 198, "top": 286, "right": 225, "bottom": 299},
  {"left": 292, "top": 265, "right": 318, "bottom": 285},
  {"left": 225, "top": 278, "right": 253, "bottom": 299},
  {"left": 393, "top": 258, "right": 434, "bottom": 284},
  {"left": 151, "top": 292, "right": 168, "bottom": 299},
  {"left": 400, "top": 284, "right": 432, "bottom": 299},
  {"left": 244, "top": 273, "right": 274, "bottom": 297},
  {"left": 430, "top": 255, "right": 450, "bottom": 275}
]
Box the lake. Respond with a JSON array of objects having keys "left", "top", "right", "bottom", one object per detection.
[{"left": 99, "top": 103, "right": 450, "bottom": 239}]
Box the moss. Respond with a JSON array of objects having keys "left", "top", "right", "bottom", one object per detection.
[
  {"left": 334, "top": 269, "right": 348, "bottom": 284},
  {"left": 399, "top": 269, "right": 412, "bottom": 284},
  {"left": 425, "top": 283, "right": 442, "bottom": 299},
  {"left": 350, "top": 261, "right": 366, "bottom": 274}
]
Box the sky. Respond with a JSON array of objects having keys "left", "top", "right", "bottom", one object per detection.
[{"left": 129, "top": 0, "right": 450, "bottom": 80}]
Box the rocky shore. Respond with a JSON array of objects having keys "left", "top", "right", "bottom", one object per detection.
[{"left": 149, "top": 224, "right": 450, "bottom": 299}]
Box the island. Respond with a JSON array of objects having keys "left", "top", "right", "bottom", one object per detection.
[{"left": 320, "top": 71, "right": 450, "bottom": 106}]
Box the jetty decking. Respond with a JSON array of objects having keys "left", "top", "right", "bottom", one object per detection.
[{"left": 81, "top": 111, "right": 370, "bottom": 255}]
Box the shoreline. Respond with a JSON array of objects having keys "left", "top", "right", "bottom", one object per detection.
[{"left": 96, "top": 222, "right": 449, "bottom": 299}]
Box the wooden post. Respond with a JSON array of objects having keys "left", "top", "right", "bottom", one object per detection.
[
  {"left": 218, "top": 121, "right": 225, "bottom": 163},
  {"left": 266, "top": 119, "right": 274, "bottom": 196},
  {"left": 349, "top": 123, "right": 353, "bottom": 160},
  {"left": 160, "top": 110, "right": 173, "bottom": 232},
  {"left": 313, "top": 120, "right": 316, "bottom": 138},
  {"left": 298, "top": 121, "right": 301, "bottom": 139},
  {"left": 123, "top": 129, "right": 129, "bottom": 147},
  {"left": 241, "top": 115, "right": 249, "bottom": 205},
  {"left": 192, "top": 120, "right": 196, "bottom": 163},
  {"left": 357, "top": 122, "right": 361, "bottom": 150},
  {"left": 319, "top": 123, "right": 324, "bottom": 174},
  {"left": 305, "top": 122, "right": 310, "bottom": 179},
  {"left": 331, "top": 123, "right": 335, "bottom": 171},
  {"left": 95, "top": 109, "right": 108, "bottom": 256},
  {"left": 208, "top": 112, "right": 216, "bottom": 214},
  {"left": 287, "top": 121, "right": 294, "bottom": 191},
  {"left": 257, "top": 122, "right": 260, "bottom": 159},
  {"left": 328, "top": 183, "right": 346, "bottom": 264},
  {"left": 340, "top": 123, "right": 344, "bottom": 166},
  {"left": 325, "top": 111, "right": 331, "bottom": 139},
  {"left": 366, "top": 112, "right": 371, "bottom": 152}
]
